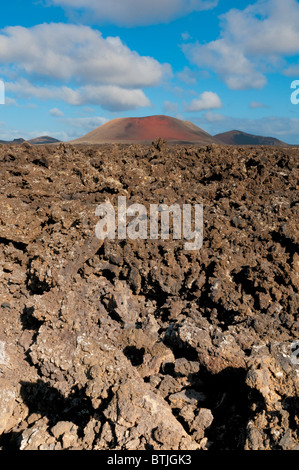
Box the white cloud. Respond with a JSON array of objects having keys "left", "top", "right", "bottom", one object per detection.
[
  {"left": 0, "top": 23, "right": 172, "bottom": 111},
  {"left": 50, "top": 107, "right": 64, "bottom": 117},
  {"left": 6, "top": 80, "right": 151, "bottom": 111},
  {"left": 47, "top": 0, "right": 218, "bottom": 26},
  {"left": 84, "top": 86, "right": 151, "bottom": 111},
  {"left": 185, "top": 91, "right": 222, "bottom": 112},
  {"left": 183, "top": 0, "right": 299, "bottom": 89},
  {"left": 0, "top": 23, "right": 170, "bottom": 88}
]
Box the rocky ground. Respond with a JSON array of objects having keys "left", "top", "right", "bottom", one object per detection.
[{"left": 0, "top": 140, "right": 298, "bottom": 450}]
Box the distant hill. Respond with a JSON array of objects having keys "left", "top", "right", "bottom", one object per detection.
[
  {"left": 27, "top": 136, "right": 61, "bottom": 145},
  {"left": 71, "top": 115, "right": 216, "bottom": 145},
  {"left": 0, "top": 122, "right": 290, "bottom": 147},
  {"left": 0, "top": 138, "right": 25, "bottom": 145},
  {"left": 214, "top": 130, "right": 288, "bottom": 147},
  {"left": 0, "top": 136, "right": 61, "bottom": 145}
]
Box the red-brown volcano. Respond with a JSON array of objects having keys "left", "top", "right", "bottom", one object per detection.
[{"left": 71, "top": 115, "right": 216, "bottom": 145}]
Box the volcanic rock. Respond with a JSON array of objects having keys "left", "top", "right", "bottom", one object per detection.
[{"left": 0, "top": 141, "right": 298, "bottom": 450}]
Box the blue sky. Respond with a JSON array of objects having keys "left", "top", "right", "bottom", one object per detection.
[{"left": 1, "top": 0, "right": 299, "bottom": 143}]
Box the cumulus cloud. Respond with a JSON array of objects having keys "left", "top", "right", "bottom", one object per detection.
[
  {"left": 47, "top": 0, "right": 218, "bottom": 26},
  {"left": 0, "top": 23, "right": 170, "bottom": 88},
  {"left": 6, "top": 80, "right": 151, "bottom": 111},
  {"left": 50, "top": 107, "right": 64, "bottom": 117},
  {"left": 0, "top": 23, "right": 171, "bottom": 110},
  {"left": 76, "top": 85, "right": 151, "bottom": 110},
  {"left": 185, "top": 91, "right": 222, "bottom": 112},
  {"left": 183, "top": 0, "right": 299, "bottom": 89}
]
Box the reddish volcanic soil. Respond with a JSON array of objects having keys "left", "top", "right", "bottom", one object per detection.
[{"left": 71, "top": 115, "right": 216, "bottom": 145}]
